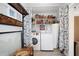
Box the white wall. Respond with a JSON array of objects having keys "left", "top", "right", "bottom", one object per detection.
[
  {"left": 25, "top": 7, "right": 59, "bottom": 20},
  {"left": 40, "top": 24, "right": 59, "bottom": 50},
  {"left": 0, "top": 32, "right": 21, "bottom": 56},
  {"left": 0, "top": 25, "right": 22, "bottom": 32},
  {"left": 69, "top": 4, "right": 79, "bottom": 56},
  {"left": 69, "top": 6, "right": 74, "bottom": 56},
  {"left": 0, "top": 3, "right": 8, "bottom": 15}
]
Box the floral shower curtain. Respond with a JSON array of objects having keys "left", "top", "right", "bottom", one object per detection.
[
  {"left": 24, "top": 15, "right": 32, "bottom": 47},
  {"left": 59, "top": 5, "right": 69, "bottom": 55}
]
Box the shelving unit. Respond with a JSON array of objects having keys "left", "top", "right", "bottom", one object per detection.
[{"left": 32, "top": 14, "right": 59, "bottom": 33}]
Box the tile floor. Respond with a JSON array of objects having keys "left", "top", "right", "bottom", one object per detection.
[{"left": 34, "top": 49, "right": 64, "bottom": 56}]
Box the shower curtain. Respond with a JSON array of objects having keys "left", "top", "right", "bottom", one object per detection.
[{"left": 59, "top": 5, "right": 69, "bottom": 55}]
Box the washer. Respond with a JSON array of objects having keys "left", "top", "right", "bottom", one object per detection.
[{"left": 31, "top": 32, "right": 40, "bottom": 50}]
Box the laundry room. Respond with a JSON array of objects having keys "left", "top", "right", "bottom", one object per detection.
[
  {"left": 31, "top": 13, "right": 59, "bottom": 50},
  {"left": 22, "top": 3, "right": 69, "bottom": 56}
]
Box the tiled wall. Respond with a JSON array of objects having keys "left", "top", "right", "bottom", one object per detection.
[{"left": 59, "top": 5, "right": 69, "bottom": 55}]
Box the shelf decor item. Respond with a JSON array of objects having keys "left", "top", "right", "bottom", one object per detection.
[
  {"left": 35, "top": 14, "right": 39, "bottom": 19},
  {"left": 47, "top": 15, "right": 55, "bottom": 24},
  {"left": 32, "top": 18, "right": 35, "bottom": 24},
  {"left": 36, "top": 20, "right": 40, "bottom": 24},
  {"left": 33, "top": 14, "right": 56, "bottom": 24}
]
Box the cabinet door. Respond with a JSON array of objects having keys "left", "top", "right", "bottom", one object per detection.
[
  {"left": 74, "top": 16, "right": 79, "bottom": 41},
  {"left": 8, "top": 7, "right": 17, "bottom": 19},
  {"left": 16, "top": 12, "right": 22, "bottom": 21},
  {"left": 74, "top": 16, "right": 79, "bottom": 56}
]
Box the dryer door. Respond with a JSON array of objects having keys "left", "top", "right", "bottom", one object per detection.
[{"left": 32, "top": 38, "right": 38, "bottom": 45}]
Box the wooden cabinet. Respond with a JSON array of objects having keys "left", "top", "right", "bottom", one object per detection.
[
  {"left": 74, "top": 16, "right": 79, "bottom": 56},
  {"left": 74, "top": 16, "right": 79, "bottom": 41}
]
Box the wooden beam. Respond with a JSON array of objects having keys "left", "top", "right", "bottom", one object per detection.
[
  {"left": 0, "top": 14, "right": 23, "bottom": 27},
  {"left": 8, "top": 3, "right": 28, "bottom": 16}
]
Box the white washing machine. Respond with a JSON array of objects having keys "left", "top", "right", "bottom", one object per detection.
[{"left": 31, "top": 32, "right": 40, "bottom": 50}]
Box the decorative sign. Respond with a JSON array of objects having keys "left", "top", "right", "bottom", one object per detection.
[{"left": 40, "top": 24, "right": 45, "bottom": 30}]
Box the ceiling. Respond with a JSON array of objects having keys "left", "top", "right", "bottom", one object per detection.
[
  {"left": 21, "top": 3, "right": 68, "bottom": 14},
  {"left": 21, "top": 3, "right": 68, "bottom": 8}
]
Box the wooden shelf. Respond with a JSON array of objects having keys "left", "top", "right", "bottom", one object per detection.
[
  {"left": 8, "top": 3, "right": 28, "bottom": 15},
  {"left": 0, "top": 14, "right": 23, "bottom": 27}
]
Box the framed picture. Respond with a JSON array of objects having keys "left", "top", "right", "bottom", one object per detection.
[{"left": 40, "top": 24, "right": 45, "bottom": 30}]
